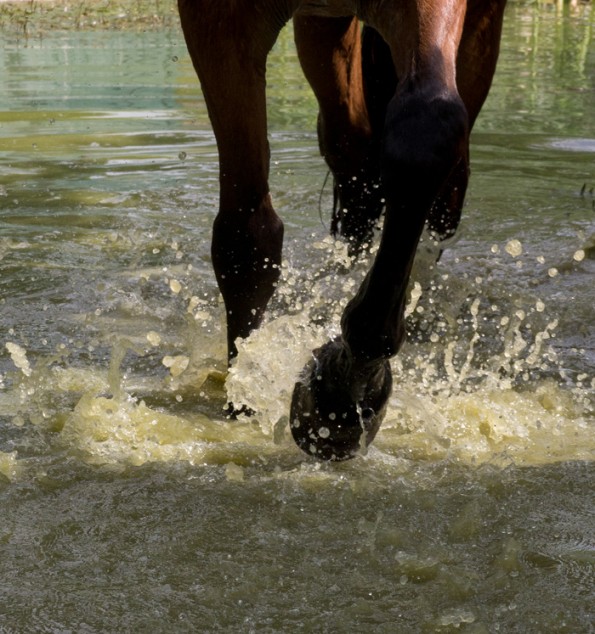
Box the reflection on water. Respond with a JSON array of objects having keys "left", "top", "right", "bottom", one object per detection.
[{"left": 0, "top": 2, "right": 594, "bottom": 631}]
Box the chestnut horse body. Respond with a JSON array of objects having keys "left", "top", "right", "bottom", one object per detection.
[{"left": 178, "top": 0, "right": 508, "bottom": 460}]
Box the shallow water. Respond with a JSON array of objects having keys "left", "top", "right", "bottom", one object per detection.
[{"left": 1, "top": 3, "right": 594, "bottom": 632}]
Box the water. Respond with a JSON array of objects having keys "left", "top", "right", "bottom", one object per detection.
[{"left": 1, "top": 3, "right": 594, "bottom": 631}]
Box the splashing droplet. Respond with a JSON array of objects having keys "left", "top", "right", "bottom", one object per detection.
[{"left": 505, "top": 239, "right": 523, "bottom": 257}]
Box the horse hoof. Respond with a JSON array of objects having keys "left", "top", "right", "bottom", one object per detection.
[
  {"left": 289, "top": 339, "right": 392, "bottom": 461},
  {"left": 223, "top": 402, "right": 255, "bottom": 419}
]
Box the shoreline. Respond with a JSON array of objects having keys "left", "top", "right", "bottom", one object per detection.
[{"left": 0, "top": 0, "right": 179, "bottom": 34}]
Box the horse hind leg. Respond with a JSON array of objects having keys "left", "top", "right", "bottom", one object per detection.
[
  {"left": 361, "top": 25, "right": 397, "bottom": 158},
  {"left": 293, "top": 15, "right": 387, "bottom": 255}
]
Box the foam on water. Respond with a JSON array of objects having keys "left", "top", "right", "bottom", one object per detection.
[{"left": 62, "top": 392, "right": 262, "bottom": 467}]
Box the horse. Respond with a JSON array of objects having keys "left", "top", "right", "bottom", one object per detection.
[{"left": 177, "top": 0, "right": 508, "bottom": 461}]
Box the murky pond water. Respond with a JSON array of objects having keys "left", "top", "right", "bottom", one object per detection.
[{"left": 1, "top": 3, "right": 594, "bottom": 632}]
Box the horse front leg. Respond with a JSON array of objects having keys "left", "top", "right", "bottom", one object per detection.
[
  {"left": 178, "top": 1, "right": 290, "bottom": 361},
  {"left": 428, "top": 0, "right": 508, "bottom": 240},
  {"left": 290, "top": 0, "right": 470, "bottom": 460}
]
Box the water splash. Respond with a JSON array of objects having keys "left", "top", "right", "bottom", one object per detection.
[
  {"left": 5, "top": 342, "right": 32, "bottom": 378},
  {"left": 224, "top": 235, "right": 593, "bottom": 467},
  {"left": 1, "top": 232, "right": 592, "bottom": 472}
]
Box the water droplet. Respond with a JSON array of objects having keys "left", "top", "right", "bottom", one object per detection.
[
  {"left": 573, "top": 249, "right": 585, "bottom": 262},
  {"left": 169, "top": 279, "right": 182, "bottom": 294},
  {"left": 162, "top": 355, "right": 189, "bottom": 377},
  {"left": 5, "top": 342, "right": 32, "bottom": 377},
  {"left": 505, "top": 239, "right": 523, "bottom": 257},
  {"left": 147, "top": 331, "right": 161, "bottom": 346}
]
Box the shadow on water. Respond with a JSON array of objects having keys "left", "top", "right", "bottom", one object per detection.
[{"left": 0, "top": 1, "right": 593, "bottom": 631}]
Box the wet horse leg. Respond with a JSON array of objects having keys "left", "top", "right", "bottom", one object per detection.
[
  {"left": 428, "top": 1, "right": 507, "bottom": 239},
  {"left": 347, "top": 0, "right": 507, "bottom": 360},
  {"left": 350, "top": 7, "right": 507, "bottom": 244},
  {"left": 293, "top": 15, "right": 385, "bottom": 253},
  {"left": 291, "top": 0, "right": 474, "bottom": 460},
  {"left": 178, "top": 1, "right": 290, "bottom": 360}
]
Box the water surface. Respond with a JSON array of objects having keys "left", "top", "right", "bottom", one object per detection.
[{"left": 0, "top": 3, "right": 594, "bottom": 632}]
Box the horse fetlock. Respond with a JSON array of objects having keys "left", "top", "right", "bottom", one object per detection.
[
  {"left": 382, "top": 91, "right": 469, "bottom": 198},
  {"left": 341, "top": 280, "right": 408, "bottom": 362}
]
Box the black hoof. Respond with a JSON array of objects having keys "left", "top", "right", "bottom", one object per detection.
[{"left": 289, "top": 339, "right": 392, "bottom": 461}]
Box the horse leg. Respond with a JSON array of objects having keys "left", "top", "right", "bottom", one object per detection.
[
  {"left": 352, "top": 7, "right": 506, "bottom": 244},
  {"left": 293, "top": 15, "right": 385, "bottom": 254},
  {"left": 290, "top": 0, "right": 473, "bottom": 460},
  {"left": 428, "top": 0, "right": 507, "bottom": 239},
  {"left": 178, "top": 1, "right": 290, "bottom": 360}
]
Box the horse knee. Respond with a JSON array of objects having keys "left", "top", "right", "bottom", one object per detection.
[{"left": 381, "top": 90, "right": 469, "bottom": 205}]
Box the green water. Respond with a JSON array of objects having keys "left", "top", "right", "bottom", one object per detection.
[{"left": 0, "top": 3, "right": 594, "bottom": 632}]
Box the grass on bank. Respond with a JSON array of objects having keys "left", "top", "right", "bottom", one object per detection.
[
  {"left": 0, "top": 0, "right": 179, "bottom": 37},
  {"left": 0, "top": 0, "right": 591, "bottom": 40}
]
